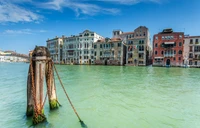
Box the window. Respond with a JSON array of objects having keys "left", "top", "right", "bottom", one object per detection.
[
  {"left": 155, "top": 51, "right": 157, "bottom": 55},
  {"left": 139, "top": 40, "right": 141, "bottom": 44},
  {"left": 179, "top": 35, "right": 182, "bottom": 39},
  {"left": 190, "top": 39, "right": 193, "bottom": 44},
  {"left": 174, "top": 57, "right": 176, "bottom": 61},
  {"left": 179, "top": 42, "right": 182, "bottom": 46},
  {"left": 189, "top": 60, "right": 192, "bottom": 65},
  {"left": 178, "top": 50, "right": 182, "bottom": 54},
  {"left": 195, "top": 61, "right": 198, "bottom": 65},
  {"left": 174, "top": 42, "right": 176, "bottom": 46},
  {"left": 94, "top": 45, "right": 97, "bottom": 49},
  {"left": 139, "top": 53, "right": 144, "bottom": 59},
  {"left": 196, "top": 39, "right": 199, "bottom": 43},
  {"left": 161, "top": 51, "right": 163, "bottom": 55},
  {"left": 189, "top": 53, "right": 193, "bottom": 58},
  {"left": 155, "top": 36, "right": 158, "bottom": 40},
  {"left": 190, "top": 46, "right": 193, "bottom": 52},
  {"left": 100, "top": 44, "right": 102, "bottom": 48},
  {"left": 139, "top": 45, "right": 144, "bottom": 51},
  {"left": 118, "top": 43, "right": 121, "bottom": 47},
  {"left": 194, "top": 46, "right": 200, "bottom": 52},
  {"left": 128, "top": 46, "right": 133, "bottom": 51},
  {"left": 111, "top": 43, "right": 114, "bottom": 47},
  {"left": 94, "top": 52, "right": 96, "bottom": 56},
  {"left": 162, "top": 36, "right": 164, "bottom": 40},
  {"left": 174, "top": 50, "right": 176, "bottom": 54},
  {"left": 179, "top": 57, "right": 181, "bottom": 60},
  {"left": 142, "top": 40, "right": 144, "bottom": 44},
  {"left": 100, "top": 51, "right": 102, "bottom": 56},
  {"left": 143, "top": 32, "right": 146, "bottom": 36},
  {"left": 91, "top": 34, "right": 94, "bottom": 36},
  {"left": 155, "top": 43, "right": 158, "bottom": 47}
]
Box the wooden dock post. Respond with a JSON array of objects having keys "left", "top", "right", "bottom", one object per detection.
[
  {"left": 46, "top": 58, "right": 59, "bottom": 109},
  {"left": 26, "top": 46, "right": 59, "bottom": 125}
]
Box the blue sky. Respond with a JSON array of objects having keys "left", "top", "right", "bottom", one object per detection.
[{"left": 0, "top": 0, "right": 200, "bottom": 54}]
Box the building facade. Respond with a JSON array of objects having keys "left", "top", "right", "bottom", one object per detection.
[
  {"left": 121, "top": 26, "right": 151, "bottom": 66},
  {"left": 62, "top": 30, "right": 104, "bottom": 65},
  {"left": 0, "top": 50, "right": 28, "bottom": 62},
  {"left": 46, "top": 36, "right": 64, "bottom": 64},
  {"left": 153, "top": 28, "right": 184, "bottom": 67},
  {"left": 184, "top": 36, "right": 200, "bottom": 67},
  {"left": 93, "top": 26, "right": 152, "bottom": 66},
  {"left": 94, "top": 37, "right": 124, "bottom": 65}
]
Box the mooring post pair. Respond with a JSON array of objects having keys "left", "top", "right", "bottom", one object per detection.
[{"left": 26, "top": 46, "right": 59, "bottom": 124}]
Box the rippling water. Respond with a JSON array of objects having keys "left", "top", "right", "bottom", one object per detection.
[{"left": 1, "top": 63, "right": 200, "bottom": 128}]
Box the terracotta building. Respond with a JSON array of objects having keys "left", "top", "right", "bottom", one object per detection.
[{"left": 153, "top": 28, "right": 184, "bottom": 67}]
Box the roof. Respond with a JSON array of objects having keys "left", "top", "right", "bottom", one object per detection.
[
  {"left": 120, "top": 32, "right": 134, "bottom": 35},
  {"left": 184, "top": 36, "right": 200, "bottom": 38},
  {"left": 96, "top": 38, "right": 122, "bottom": 43},
  {"left": 4, "top": 50, "right": 15, "bottom": 53}
]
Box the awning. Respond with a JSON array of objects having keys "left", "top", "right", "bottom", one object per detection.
[
  {"left": 154, "top": 57, "right": 164, "bottom": 59},
  {"left": 164, "top": 42, "right": 174, "bottom": 44}
]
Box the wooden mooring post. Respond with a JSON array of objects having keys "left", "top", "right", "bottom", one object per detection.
[{"left": 26, "top": 46, "right": 59, "bottom": 125}]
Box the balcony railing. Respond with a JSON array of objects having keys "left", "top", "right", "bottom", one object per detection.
[{"left": 164, "top": 54, "right": 174, "bottom": 57}]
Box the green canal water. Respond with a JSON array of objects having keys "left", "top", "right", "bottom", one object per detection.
[{"left": 0, "top": 63, "right": 200, "bottom": 128}]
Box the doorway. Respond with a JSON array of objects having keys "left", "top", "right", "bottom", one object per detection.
[{"left": 166, "top": 59, "right": 170, "bottom": 66}]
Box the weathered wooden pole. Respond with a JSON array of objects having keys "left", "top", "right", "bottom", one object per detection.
[
  {"left": 26, "top": 66, "right": 34, "bottom": 116},
  {"left": 26, "top": 46, "right": 59, "bottom": 125},
  {"left": 46, "top": 59, "right": 59, "bottom": 109}
]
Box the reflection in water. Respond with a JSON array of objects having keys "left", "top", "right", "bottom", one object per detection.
[{"left": 0, "top": 63, "right": 200, "bottom": 128}]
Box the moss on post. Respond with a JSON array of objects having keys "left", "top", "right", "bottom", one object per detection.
[
  {"left": 26, "top": 105, "right": 33, "bottom": 116},
  {"left": 32, "top": 110, "right": 46, "bottom": 125},
  {"left": 49, "top": 99, "right": 59, "bottom": 110}
]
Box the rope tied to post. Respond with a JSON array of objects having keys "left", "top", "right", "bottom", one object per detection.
[{"left": 52, "top": 61, "right": 88, "bottom": 128}]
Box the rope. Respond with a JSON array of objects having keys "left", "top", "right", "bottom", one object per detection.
[
  {"left": 52, "top": 61, "right": 83, "bottom": 122},
  {"left": 41, "top": 91, "right": 48, "bottom": 109}
]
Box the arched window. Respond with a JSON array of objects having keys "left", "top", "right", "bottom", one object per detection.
[
  {"left": 155, "top": 43, "right": 158, "bottom": 47},
  {"left": 161, "top": 51, "right": 163, "bottom": 55},
  {"left": 178, "top": 50, "right": 182, "bottom": 54},
  {"left": 155, "top": 51, "right": 157, "bottom": 55}
]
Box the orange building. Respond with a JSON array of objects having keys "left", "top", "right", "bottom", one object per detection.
[{"left": 153, "top": 29, "right": 184, "bottom": 67}]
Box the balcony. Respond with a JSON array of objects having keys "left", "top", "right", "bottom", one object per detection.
[
  {"left": 194, "top": 57, "right": 200, "bottom": 60},
  {"left": 189, "top": 56, "right": 193, "bottom": 59},
  {"left": 161, "top": 42, "right": 175, "bottom": 48},
  {"left": 164, "top": 54, "right": 174, "bottom": 57}
]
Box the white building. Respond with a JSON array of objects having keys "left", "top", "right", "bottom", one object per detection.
[
  {"left": 184, "top": 36, "right": 200, "bottom": 67},
  {"left": 62, "top": 30, "right": 104, "bottom": 65},
  {"left": 0, "top": 50, "right": 28, "bottom": 62},
  {"left": 46, "top": 36, "right": 64, "bottom": 64}
]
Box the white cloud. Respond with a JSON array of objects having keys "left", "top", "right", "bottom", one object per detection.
[
  {"left": 95, "top": 0, "right": 161, "bottom": 5},
  {"left": 2, "top": 29, "right": 48, "bottom": 35},
  {"left": 38, "top": 0, "right": 120, "bottom": 16},
  {"left": 0, "top": 0, "right": 41, "bottom": 23}
]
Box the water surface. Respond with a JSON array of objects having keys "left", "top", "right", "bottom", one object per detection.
[{"left": 0, "top": 63, "right": 200, "bottom": 128}]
